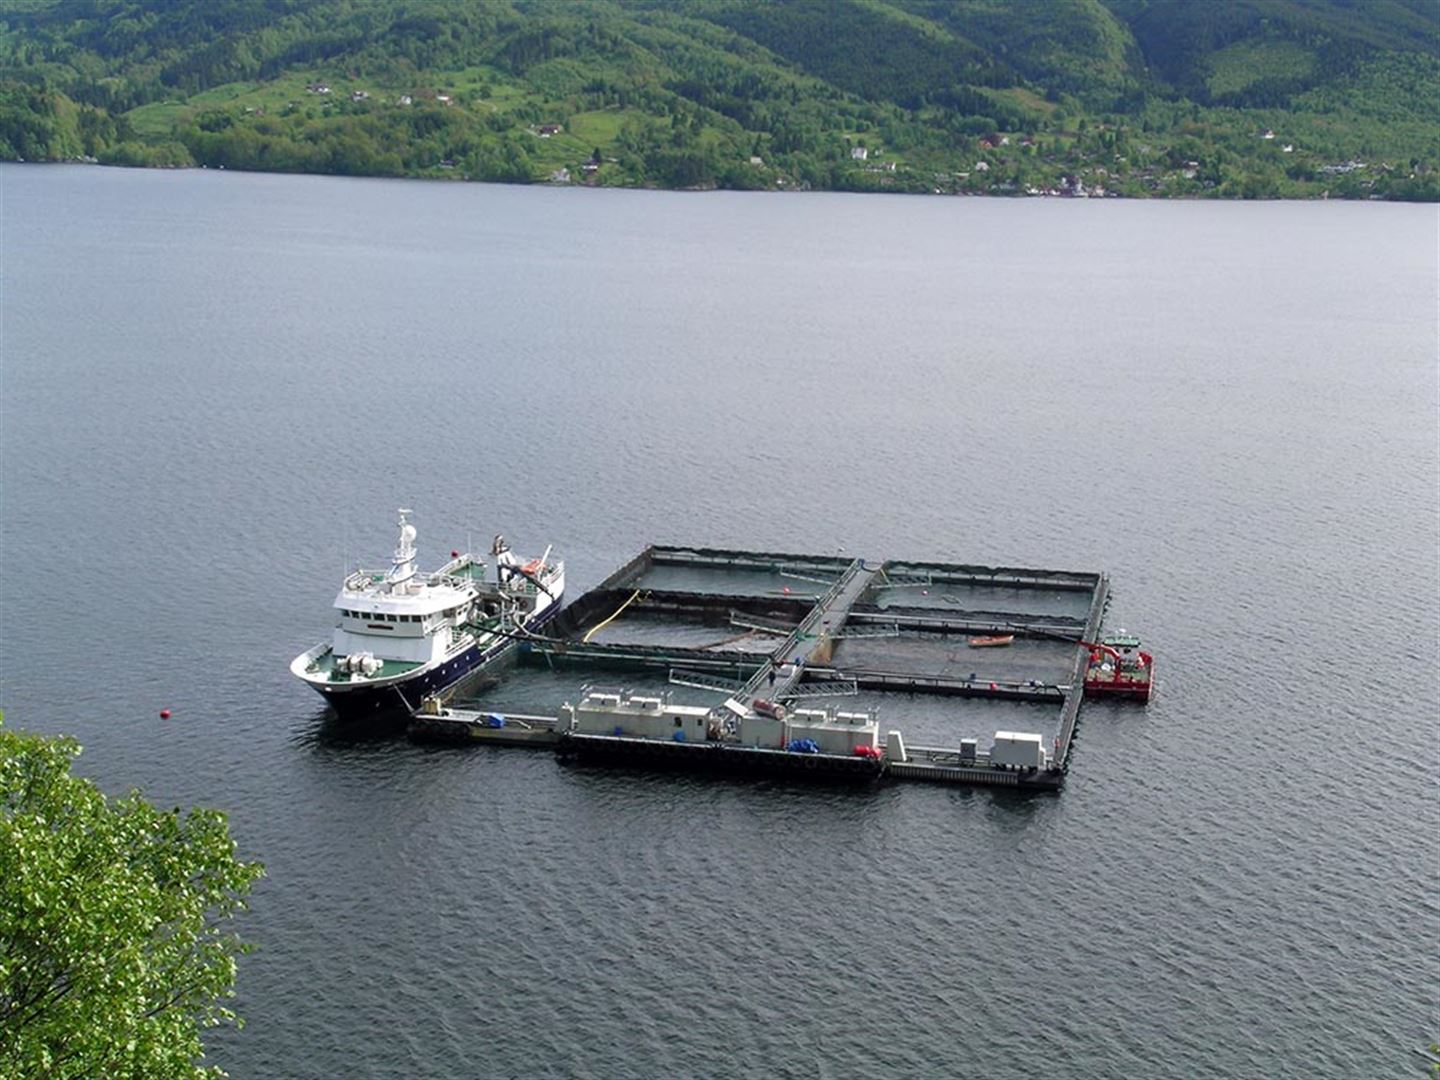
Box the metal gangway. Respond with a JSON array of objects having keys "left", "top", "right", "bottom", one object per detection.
[{"left": 733, "top": 558, "right": 880, "bottom": 706}]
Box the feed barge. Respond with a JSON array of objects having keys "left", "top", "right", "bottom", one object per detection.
[
  {"left": 414, "top": 689, "right": 1061, "bottom": 789},
  {"left": 556, "top": 689, "right": 887, "bottom": 782}
]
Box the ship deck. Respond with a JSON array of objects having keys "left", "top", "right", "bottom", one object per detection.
[{"left": 302, "top": 652, "right": 424, "bottom": 682}]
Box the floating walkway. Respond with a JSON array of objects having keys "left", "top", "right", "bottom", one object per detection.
[
  {"left": 408, "top": 709, "right": 559, "bottom": 747},
  {"left": 732, "top": 558, "right": 879, "bottom": 704},
  {"left": 409, "top": 544, "right": 1133, "bottom": 792}
]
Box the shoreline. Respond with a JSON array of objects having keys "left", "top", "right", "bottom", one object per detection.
[{"left": 7, "top": 158, "right": 1433, "bottom": 203}]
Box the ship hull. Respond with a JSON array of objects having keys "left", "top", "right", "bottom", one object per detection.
[
  {"left": 1083, "top": 681, "right": 1152, "bottom": 702},
  {"left": 556, "top": 732, "right": 885, "bottom": 783},
  {"left": 1082, "top": 661, "right": 1154, "bottom": 702},
  {"left": 306, "top": 599, "right": 562, "bottom": 719}
]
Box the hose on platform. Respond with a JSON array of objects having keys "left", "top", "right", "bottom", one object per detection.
[{"left": 582, "top": 589, "right": 643, "bottom": 644}]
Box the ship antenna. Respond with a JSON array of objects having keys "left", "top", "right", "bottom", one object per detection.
[{"left": 389, "top": 508, "right": 418, "bottom": 587}]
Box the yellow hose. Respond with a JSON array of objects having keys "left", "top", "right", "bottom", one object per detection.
[{"left": 582, "top": 589, "right": 643, "bottom": 644}]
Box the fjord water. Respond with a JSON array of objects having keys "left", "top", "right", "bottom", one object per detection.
[{"left": 1, "top": 164, "right": 1435, "bottom": 1078}]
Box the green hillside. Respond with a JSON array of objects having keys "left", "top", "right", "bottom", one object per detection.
[{"left": 1, "top": 0, "right": 1436, "bottom": 199}]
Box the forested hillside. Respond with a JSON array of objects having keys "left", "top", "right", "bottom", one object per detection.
[{"left": 2, "top": 0, "right": 1436, "bottom": 199}]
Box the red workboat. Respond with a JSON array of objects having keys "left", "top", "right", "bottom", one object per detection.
[{"left": 1082, "top": 631, "right": 1154, "bottom": 702}]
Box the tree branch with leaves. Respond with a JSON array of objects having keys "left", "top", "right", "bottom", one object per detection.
[{"left": 0, "top": 720, "right": 263, "bottom": 1080}]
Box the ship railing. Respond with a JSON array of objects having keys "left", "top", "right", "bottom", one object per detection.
[
  {"left": 502, "top": 560, "right": 563, "bottom": 591},
  {"left": 430, "top": 572, "right": 485, "bottom": 592},
  {"left": 341, "top": 566, "right": 483, "bottom": 594},
  {"left": 343, "top": 568, "right": 387, "bottom": 590}
]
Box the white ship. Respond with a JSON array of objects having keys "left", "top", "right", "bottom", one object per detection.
[{"left": 290, "top": 510, "right": 564, "bottom": 717}]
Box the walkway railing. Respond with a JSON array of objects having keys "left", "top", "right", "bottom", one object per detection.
[{"left": 735, "top": 558, "right": 874, "bottom": 704}]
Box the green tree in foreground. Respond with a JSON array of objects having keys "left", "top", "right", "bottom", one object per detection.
[{"left": 0, "top": 721, "right": 263, "bottom": 1079}]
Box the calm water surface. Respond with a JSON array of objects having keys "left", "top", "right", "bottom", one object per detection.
[{"left": 2, "top": 165, "right": 1437, "bottom": 1078}]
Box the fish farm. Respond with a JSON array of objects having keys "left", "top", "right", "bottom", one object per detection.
[{"left": 405, "top": 545, "right": 1153, "bottom": 791}]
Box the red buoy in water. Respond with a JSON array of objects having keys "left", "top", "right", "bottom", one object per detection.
[
  {"left": 159, "top": 709, "right": 171, "bottom": 720},
  {"left": 451, "top": 549, "right": 460, "bottom": 558}
]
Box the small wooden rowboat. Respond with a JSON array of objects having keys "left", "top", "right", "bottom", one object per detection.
[{"left": 967, "top": 634, "right": 1015, "bottom": 648}]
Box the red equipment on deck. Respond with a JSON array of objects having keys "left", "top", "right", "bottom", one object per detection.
[{"left": 1081, "top": 631, "right": 1154, "bottom": 702}]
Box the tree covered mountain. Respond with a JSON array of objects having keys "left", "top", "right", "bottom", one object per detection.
[{"left": 2, "top": 0, "right": 1436, "bottom": 199}]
